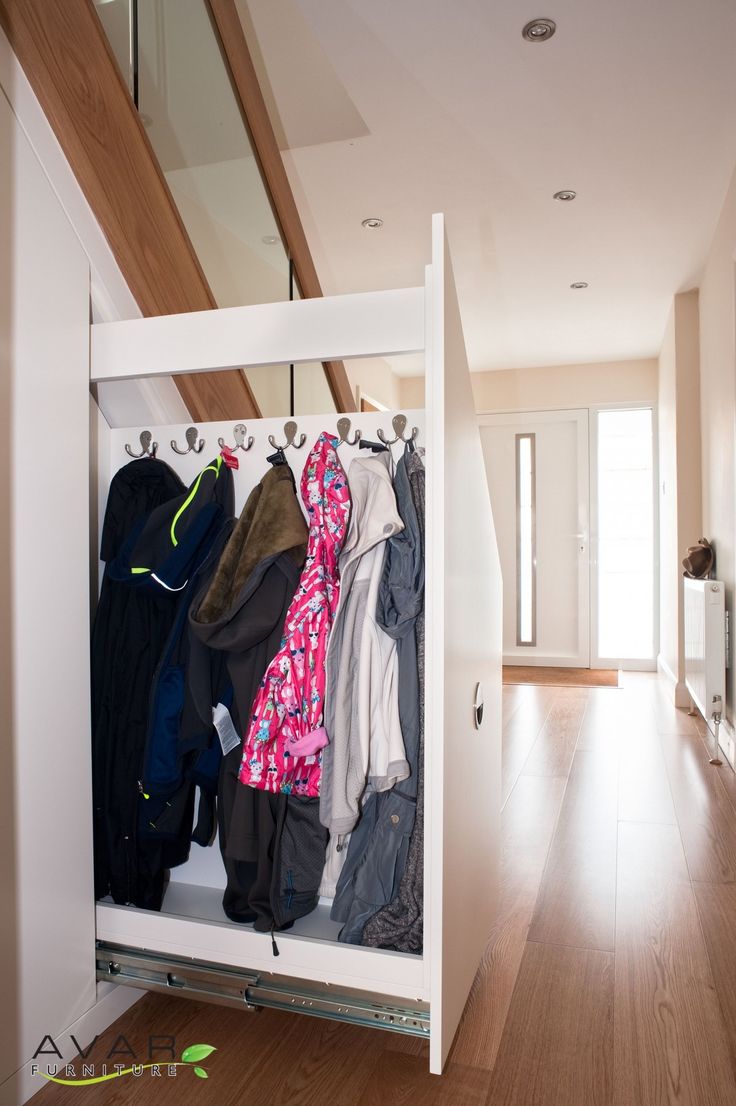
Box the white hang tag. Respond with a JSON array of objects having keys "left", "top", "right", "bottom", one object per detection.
[{"left": 213, "top": 702, "right": 241, "bottom": 756}]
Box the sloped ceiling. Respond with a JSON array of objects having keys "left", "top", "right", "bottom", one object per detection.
[{"left": 242, "top": 0, "right": 736, "bottom": 374}]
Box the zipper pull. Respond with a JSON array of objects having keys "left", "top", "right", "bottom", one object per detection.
[
  {"left": 271, "top": 925, "right": 280, "bottom": 957},
  {"left": 137, "top": 781, "right": 150, "bottom": 799}
]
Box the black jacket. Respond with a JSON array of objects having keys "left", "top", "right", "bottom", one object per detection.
[
  {"left": 93, "top": 455, "right": 234, "bottom": 910},
  {"left": 92, "top": 458, "right": 186, "bottom": 909}
]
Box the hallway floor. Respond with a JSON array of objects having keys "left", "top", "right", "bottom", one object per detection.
[{"left": 35, "top": 675, "right": 736, "bottom": 1104}]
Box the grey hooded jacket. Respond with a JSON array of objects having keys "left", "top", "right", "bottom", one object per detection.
[{"left": 331, "top": 448, "right": 426, "bottom": 945}]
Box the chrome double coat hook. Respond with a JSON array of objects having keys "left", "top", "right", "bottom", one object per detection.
[
  {"left": 125, "top": 430, "right": 158, "bottom": 459},
  {"left": 171, "top": 427, "right": 205, "bottom": 455},
  {"left": 268, "top": 420, "right": 307, "bottom": 451},
  {"left": 218, "top": 423, "right": 254, "bottom": 452},
  {"left": 377, "top": 413, "right": 419, "bottom": 446},
  {"left": 336, "top": 417, "right": 361, "bottom": 446}
]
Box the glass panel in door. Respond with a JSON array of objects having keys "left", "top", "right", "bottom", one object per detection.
[
  {"left": 593, "top": 407, "right": 656, "bottom": 666},
  {"left": 480, "top": 410, "right": 590, "bottom": 667}
]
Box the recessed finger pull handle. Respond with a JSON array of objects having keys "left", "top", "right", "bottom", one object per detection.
[{"left": 473, "top": 683, "right": 485, "bottom": 730}]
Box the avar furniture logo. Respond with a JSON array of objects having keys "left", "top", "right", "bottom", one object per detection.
[{"left": 31, "top": 1034, "right": 217, "bottom": 1085}]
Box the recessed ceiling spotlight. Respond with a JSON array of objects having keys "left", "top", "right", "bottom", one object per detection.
[
  {"left": 570, "top": 281, "right": 589, "bottom": 289},
  {"left": 553, "top": 189, "right": 576, "bottom": 202},
  {"left": 522, "top": 18, "right": 556, "bottom": 42},
  {"left": 361, "top": 217, "right": 384, "bottom": 229},
  {"left": 261, "top": 235, "right": 280, "bottom": 245}
]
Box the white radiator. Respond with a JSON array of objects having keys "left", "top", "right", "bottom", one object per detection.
[{"left": 684, "top": 578, "right": 726, "bottom": 725}]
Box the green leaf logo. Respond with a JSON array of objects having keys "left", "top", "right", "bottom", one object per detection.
[
  {"left": 181, "top": 1044, "right": 216, "bottom": 1064},
  {"left": 193, "top": 1067, "right": 208, "bottom": 1079}
]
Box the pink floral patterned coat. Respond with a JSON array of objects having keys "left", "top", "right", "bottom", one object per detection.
[{"left": 238, "top": 433, "right": 351, "bottom": 797}]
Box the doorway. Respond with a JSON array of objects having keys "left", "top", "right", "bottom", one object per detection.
[{"left": 480, "top": 407, "right": 657, "bottom": 670}]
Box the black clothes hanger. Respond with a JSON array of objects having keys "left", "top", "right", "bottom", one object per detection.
[
  {"left": 359, "top": 439, "right": 389, "bottom": 454},
  {"left": 267, "top": 448, "right": 288, "bottom": 467}
]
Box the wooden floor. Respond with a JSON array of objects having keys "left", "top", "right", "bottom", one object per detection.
[
  {"left": 502, "top": 665, "right": 620, "bottom": 688},
  {"left": 34, "top": 675, "right": 736, "bottom": 1105}
]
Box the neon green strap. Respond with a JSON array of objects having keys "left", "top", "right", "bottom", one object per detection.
[{"left": 170, "top": 456, "right": 222, "bottom": 547}]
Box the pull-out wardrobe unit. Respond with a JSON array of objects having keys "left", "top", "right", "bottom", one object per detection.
[{"left": 5, "top": 212, "right": 502, "bottom": 1093}]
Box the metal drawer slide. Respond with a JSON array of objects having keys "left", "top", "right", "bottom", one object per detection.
[{"left": 96, "top": 942, "right": 430, "bottom": 1038}]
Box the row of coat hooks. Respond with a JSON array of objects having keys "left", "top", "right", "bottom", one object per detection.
[{"left": 124, "top": 415, "right": 419, "bottom": 459}]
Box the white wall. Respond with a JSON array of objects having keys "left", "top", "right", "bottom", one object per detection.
[
  {"left": 348, "top": 357, "right": 402, "bottom": 411},
  {"left": 659, "top": 307, "right": 679, "bottom": 684},
  {"left": 700, "top": 162, "right": 736, "bottom": 721},
  {"left": 658, "top": 291, "right": 702, "bottom": 700},
  {"left": 400, "top": 357, "right": 657, "bottom": 412}
]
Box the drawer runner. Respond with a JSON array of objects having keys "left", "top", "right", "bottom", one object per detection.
[{"left": 96, "top": 942, "right": 430, "bottom": 1037}]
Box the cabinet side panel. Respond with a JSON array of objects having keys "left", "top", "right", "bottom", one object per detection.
[
  {"left": 427, "top": 215, "right": 503, "bottom": 1073},
  {"left": 0, "top": 60, "right": 17, "bottom": 1096},
  {"left": 0, "top": 84, "right": 95, "bottom": 1086}
]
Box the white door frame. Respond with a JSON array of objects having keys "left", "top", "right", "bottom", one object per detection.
[
  {"left": 479, "top": 409, "right": 590, "bottom": 668},
  {"left": 589, "top": 402, "right": 659, "bottom": 671}
]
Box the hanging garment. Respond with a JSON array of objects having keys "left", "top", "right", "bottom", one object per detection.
[
  {"left": 362, "top": 450, "right": 426, "bottom": 952},
  {"left": 331, "top": 450, "right": 426, "bottom": 946},
  {"left": 329, "top": 788, "right": 414, "bottom": 944},
  {"left": 95, "top": 454, "right": 235, "bottom": 910},
  {"left": 343, "top": 447, "right": 424, "bottom": 897},
  {"left": 108, "top": 454, "right": 234, "bottom": 595},
  {"left": 188, "top": 463, "right": 311, "bottom": 927},
  {"left": 238, "top": 433, "right": 351, "bottom": 798},
  {"left": 318, "top": 450, "right": 406, "bottom": 897},
  {"left": 92, "top": 458, "right": 186, "bottom": 910},
  {"left": 375, "top": 447, "right": 424, "bottom": 789},
  {"left": 136, "top": 517, "right": 235, "bottom": 858}
]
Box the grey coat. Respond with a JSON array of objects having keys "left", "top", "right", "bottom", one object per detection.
[
  {"left": 331, "top": 448, "right": 426, "bottom": 946},
  {"left": 361, "top": 449, "right": 426, "bottom": 951}
]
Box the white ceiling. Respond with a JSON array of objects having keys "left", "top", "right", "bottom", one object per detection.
[{"left": 242, "top": 0, "right": 736, "bottom": 375}]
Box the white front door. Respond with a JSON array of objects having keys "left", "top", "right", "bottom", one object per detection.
[{"left": 480, "top": 410, "right": 590, "bottom": 667}]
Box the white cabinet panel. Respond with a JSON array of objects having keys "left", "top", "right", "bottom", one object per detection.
[
  {"left": 0, "top": 86, "right": 94, "bottom": 1088},
  {"left": 426, "top": 215, "right": 502, "bottom": 1073}
]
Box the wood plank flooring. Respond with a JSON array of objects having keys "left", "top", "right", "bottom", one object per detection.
[
  {"left": 503, "top": 666, "right": 620, "bottom": 688},
  {"left": 32, "top": 675, "right": 736, "bottom": 1106}
]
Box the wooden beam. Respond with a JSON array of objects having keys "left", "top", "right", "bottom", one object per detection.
[
  {"left": 206, "top": 0, "right": 357, "bottom": 414},
  {"left": 0, "top": 0, "right": 261, "bottom": 421}
]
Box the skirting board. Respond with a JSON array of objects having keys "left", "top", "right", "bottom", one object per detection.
[
  {"left": 1, "top": 984, "right": 142, "bottom": 1106},
  {"left": 657, "top": 654, "right": 690, "bottom": 709}
]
